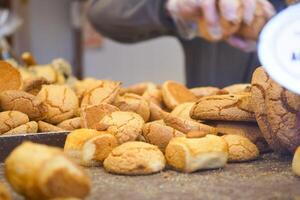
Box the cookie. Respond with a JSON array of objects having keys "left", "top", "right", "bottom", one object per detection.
[
  {"left": 165, "top": 135, "right": 228, "bottom": 173},
  {"left": 38, "top": 121, "right": 65, "bottom": 133},
  {"left": 0, "top": 90, "right": 47, "bottom": 121},
  {"left": 81, "top": 80, "right": 121, "bottom": 107},
  {"left": 186, "top": 130, "right": 208, "bottom": 138},
  {"left": 190, "top": 87, "right": 221, "bottom": 98},
  {"left": 80, "top": 103, "right": 120, "bottom": 129},
  {"left": 29, "top": 65, "right": 58, "bottom": 84},
  {"left": 0, "top": 61, "right": 22, "bottom": 93},
  {"left": 97, "top": 111, "right": 144, "bottom": 144},
  {"left": 0, "top": 111, "right": 29, "bottom": 134},
  {"left": 222, "top": 135, "right": 259, "bottom": 162},
  {"left": 0, "top": 182, "right": 12, "bottom": 200},
  {"left": 103, "top": 141, "right": 165, "bottom": 175},
  {"left": 37, "top": 85, "right": 79, "bottom": 124},
  {"left": 57, "top": 117, "right": 81, "bottom": 131},
  {"left": 191, "top": 93, "right": 255, "bottom": 121},
  {"left": 142, "top": 121, "right": 184, "bottom": 152},
  {"left": 120, "top": 82, "right": 155, "bottom": 95},
  {"left": 4, "top": 121, "right": 38, "bottom": 135},
  {"left": 222, "top": 83, "right": 251, "bottom": 94},
  {"left": 114, "top": 93, "right": 150, "bottom": 122},
  {"left": 74, "top": 78, "right": 102, "bottom": 101},
  {"left": 162, "top": 81, "right": 197, "bottom": 110},
  {"left": 292, "top": 147, "right": 300, "bottom": 176},
  {"left": 164, "top": 114, "right": 217, "bottom": 135},
  {"left": 251, "top": 67, "right": 287, "bottom": 153},
  {"left": 170, "top": 102, "right": 195, "bottom": 120},
  {"left": 22, "top": 77, "right": 50, "bottom": 95},
  {"left": 148, "top": 101, "right": 169, "bottom": 121},
  {"left": 142, "top": 83, "right": 163, "bottom": 107},
  {"left": 21, "top": 52, "right": 37, "bottom": 66}
]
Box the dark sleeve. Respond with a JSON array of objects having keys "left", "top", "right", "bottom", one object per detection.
[{"left": 88, "top": 0, "right": 177, "bottom": 43}]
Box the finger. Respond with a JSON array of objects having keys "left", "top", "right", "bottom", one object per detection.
[
  {"left": 241, "top": 0, "right": 257, "bottom": 25},
  {"left": 219, "top": 0, "right": 241, "bottom": 22},
  {"left": 258, "top": 0, "right": 276, "bottom": 19},
  {"left": 227, "top": 36, "right": 257, "bottom": 52},
  {"left": 200, "top": 0, "right": 223, "bottom": 40}
]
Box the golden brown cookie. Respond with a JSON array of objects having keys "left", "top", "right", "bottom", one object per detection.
[
  {"left": 191, "top": 93, "right": 255, "bottom": 122},
  {"left": 186, "top": 130, "right": 208, "bottom": 138},
  {"left": 292, "top": 146, "right": 300, "bottom": 176},
  {"left": 38, "top": 121, "right": 65, "bottom": 132},
  {"left": 97, "top": 111, "right": 144, "bottom": 144},
  {"left": 0, "top": 90, "right": 47, "bottom": 121},
  {"left": 165, "top": 135, "right": 228, "bottom": 173},
  {"left": 0, "top": 61, "right": 22, "bottom": 93},
  {"left": 164, "top": 114, "right": 217, "bottom": 135},
  {"left": 190, "top": 87, "right": 221, "bottom": 98},
  {"left": 162, "top": 81, "right": 197, "bottom": 110},
  {"left": 81, "top": 80, "right": 121, "bottom": 107},
  {"left": 74, "top": 78, "right": 100, "bottom": 100},
  {"left": 4, "top": 121, "right": 38, "bottom": 135},
  {"left": 5, "top": 142, "right": 91, "bottom": 200},
  {"left": 142, "top": 83, "right": 163, "bottom": 107},
  {"left": 80, "top": 103, "right": 120, "bottom": 129},
  {"left": 57, "top": 117, "right": 81, "bottom": 131},
  {"left": 29, "top": 65, "right": 58, "bottom": 84},
  {"left": 120, "top": 82, "right": 155, "bottom": 95},
  {"left": 21, "top": 52, "right": 37, "bottom": 66},
  {"left": 0, "top": 182, "right": 12, "bottom": 200},
  {"left": 22, "top": 77, "right": 50, "bottom": 95},
  {"left": 222, "top": 83, "right": 251, "bottom": 94},
  {"left": 103, "top": 141, "right": 165, "bottom": 175},
  {"left": 114, "top": 93, "right": 150, "bottom": 122},
  {"left": 142, "top": 121, "right": 184, "bottom": 152},
  {"left": 251, "top": 67, "right": 287, "bottom": 153},
  {"left": 222, "top": 135, "right": 259, "bottom": 162},
  {"left": 170, "top": 102, "right": 195, "bottom": 120},
  {"left": 37, "top": 85, "right": 79, "bottom": 124},
  {"left": 0, "top": 111, "right": 29, "bottom": 134},
  {"left": 148, "top": 101, "right": 169, "bottom": 121}
]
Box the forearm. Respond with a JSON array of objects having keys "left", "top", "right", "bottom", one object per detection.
[{"left": 88, "top": 0, "right": 176, "bottom": 43}]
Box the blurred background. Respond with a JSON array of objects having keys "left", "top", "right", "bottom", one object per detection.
[{"left": 4, "top": 0, "right": 184, "bottom": 85}]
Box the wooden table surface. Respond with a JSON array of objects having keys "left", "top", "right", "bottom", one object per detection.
[{"left": 1, "top": 153, "right": 300, "bottom": 200}]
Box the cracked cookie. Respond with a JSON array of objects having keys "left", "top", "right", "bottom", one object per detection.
[
  {"left": 0, "top": 90, "right": 47, "bottom": 121},
  {"left": 165, "top": 135, "right": 228, "bottom": 173},
  {"left": 142, "top": 83, "right": 163, "bottom": 107},
  {"left": 162, "top": 81, "right": 197, "bottom": 110},
  {"left": 114, "top": 93, "right": 150, "bottom": 122},
  {"left": 148, "top": 101, "right": 169, "bottom": 121},
  {"left": 0, "top": 111, "right": 29, "bottom": 134},
  {"left": 57, "top": 117, "right": 81, "bottom": 131},
  {"left": 103, "top": 141, "right": 165, "bottom": 175},
  {"left": 37, "top": 85, "right": 79, "bottom": 124},
  {"left": 142, "top": 121, "right": 184, "bottom": 152},
  {"left": 22, "top": 77, "right": 50, "bottom": 95},
  {"left": 120, "top": 82, "right": 155, "bottom": 95},
  {"left": 222, "top": 135, "right": 259, "bottom": 162},
  {"left": 191, "top": 93, "right": 255, "bottom": 122},
  {"left": 4, "top": 121, "right": 38, "bottom": 135},
  {"left": 97, "top": 111, "right": 144, "bottom": 144},
  {"left": 38, "top": 121, "right": 65, "bottom": 132},
  {"left": 74, "top": 78, "right": 101, "bottom": 101},
  {"left": 0, "top": 61, "right": 22, "bottom": 93},
  {"left": 171, "top": 102, "right": 195, "bottom": 120},
  {"left": 222, "top": 84, "right": 251, "bottom": 94},
  {"left": 190, "top": 87, "right": 221, "bottom": 98}
]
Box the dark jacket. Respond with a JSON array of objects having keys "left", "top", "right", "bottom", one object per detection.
[{"left": 88, "top": 0, "right": 286, "bottom": 87}]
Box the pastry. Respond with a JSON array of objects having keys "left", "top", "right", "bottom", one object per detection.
[
  {"left": 38, "top": 121, "right": 65, "bottom": 132},
  {"left": 191, "top": 93, "right": 255, "bottom": 121},
  {"left": 170, "top": 102, "right": 195, "bottom": 120},
  {"left": 4, "top": 121, "right": 38, "bottom": 135},
  {"left": 161, "top": 81, "right": 197, "bottom": 110},
  {"left": 103, "top": 141, "right": 165, "bottom": 175},
  {"left": 0, "top": 90, "right": 47, "bottom": 121},
  {"left": 0, "top": 111, "right": 29, "bottom": 134},
  {"left": 222, "top": 83, "right": 251, "bottom": 94},
  {"left": 120, "top": 82, "right": 155, "bottom": 95},
  {"left": 5, "top": 142, "right": 91, "bottom": 200},
  {"left": 190, "top": 87, "right": 221, "bottom": 98},
  {"left": 114, "top": 93, "right": 150, "bottom": 122},
  {"left": 165, "top": 135, "right": 228, "bottom": 173},
  {"left": 292, "top": 146, "right": 300, "bottom": 176},
  {"left": 0, "top": 61, "right": 22, "bottom": 93},
  {"left": 148, "top": 101, "right": 169, "bottom": 121},
  {"left": 142, "top": 121, "right": 184, "bottom": 152},
  {"left": 37, "top": 85, "right": 79, "bottom": 124},
  {"left": 0, "top": 182, "right": 12, "bottom": 200},
  {"left": 57, "top": 117, "right": 81, "bottom": 131},
  {"left": 186, "top": 130, "right": 208, "bottom": 138},
  {"left": 22, "top": 77, "right": 50, "bottom": 95},
  {"left": 74, "top": 78, "right": 101, "bottom": 101},
  {"left": 97, "top": 111, "right": 144, "bottom": 144},
  {"left": 80, "top": 103, "right": 120, "bottom": 129},
  {"left": 142, "top": 83, "right": 163, "bottom": 107},
  {"left": 222, "top": 135, "right": 259, "bottom": 162}
]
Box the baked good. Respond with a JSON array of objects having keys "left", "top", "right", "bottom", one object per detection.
[
  {"left": 80, "top": 103, "right": 120, "bottom": 129},
  {"left": 74, "top": 78, "right": 101, "bottom": 101},
  {"left": 64, "top": 129, "right": 103, "bottom": 165},
  {"left": 103, "top": 141, "right": 165, "bottom": 175},
  {"left": 22, "top": 77, "right": 50, "bottom": 95},
  {"left": 171, "top": 102, "right": 195, "bottom": 120},
  {"left": 29, "top": 65, "right": 58, "bottom": 84},
  {"left": 186, "top": 130, "right": 208, "bottom": 138},
  {"left": 38, "top": 121, "right": 65, "bottom": 132},
  {"left": 57, "top": 117, "right": 81, "bottom": 131},
  {"left": 0, "top": 111, "right": 29, "bottom": 134},
  {"left": 190, "top": 87, "right": 221, "bottom": 98},
  {"left": 292, "top": 147, "right": 300, "bottom": 176},
  {"left": 222, "top": 83, "right": 251, "bottom": 94},
  {"left": 191, "top": 93, "right": 255, "bottom": 121},
  {"left": 222, "top": 135, "right": 259, "bottom": 162},
  {"left": 148, "top": 101, "right": 169, "bottom": 121},
  {"left": 81, "top": 80, "right": 121, "bottom": 107},
  {"left": 142, "top": 121, "right": 184, "bottom": 152},
  {"left": 4, "top": 121, "right": 38, "bottom": 135},
  {"left": 165, "top": 135, "right": 228, "bottom": 173},
  {"left": 0, "top": 61, "right": 22, "bottom": 93},
  {"left": 37, "top": 85, "right": 79, "bottom": 124},
  {"left": 0, "top": 182, "right": 12, "bottom": 200},
  {"left": 97, "top": 111, "right": 144, "bottom": 144},
  {"left": 142, "top": 83, "right": 163, "bottom": 107},
  {"left": 164, "top": 114, "right": 217, "bottom": 135},
  {"left": 251, "top": 67, "right": 287, "bottom": 153},
  {"left": 81, "top": 133, "right": 118, "bottom": 166},
  {"left": 5, "top": 142, "right": 91, "bottom": 200},
  {"left": 114, "top": 93, "right": 150, "bottom": 122},
  {"left": 21, "top": 52, "right": 37, "bottom": 66},
  {"left": 120, "top": 82, "right": 155, "bottom": 95},
  {"left": 213, "top": 121, "right": 270, "bottom": 153},
  {"left": 0, "top": 90, "right": 47, "bottom": 121},
  {"left": 161, "top": 81, "right": 197, "bottom": 110}
]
